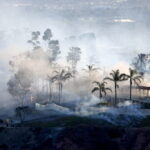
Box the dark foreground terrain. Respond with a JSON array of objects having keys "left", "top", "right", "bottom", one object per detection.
[
  {"left": 0, "top": 126, "right": 150, "bottom": 150},
  {"left": 0, "top": 116, "right": 150, "bottom": 150}
]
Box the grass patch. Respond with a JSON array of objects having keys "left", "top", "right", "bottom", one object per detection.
[
  {"left": 23, "top": 116, "right": 114, "bottom": 128},
  {"left": 95, "top": 102, "right": 109, "bottom": 107},
  {"left": 141, "top": 103, "right": 150, "bottom": 109}
]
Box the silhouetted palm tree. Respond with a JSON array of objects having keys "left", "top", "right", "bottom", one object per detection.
[
  {"left": 52, "top": 69, "right": 72, "bottom": 103},
  {"left": 126, "top": 68, "right": 143, "bottom": 100},
  {"left": 83, "top": 64, "right": 100, "bottom": 90},
  {"left": 83, "top": 64, "right": 100, "bottom": 78},
  {"left": 92, "top": 81, "right": 112, "bottom": 100},
  {"left": 47, "top": 75, "right": 55, "bottom": 102},
  {"left": 104, "top": 69, "right": 127, "bottom": 106}
]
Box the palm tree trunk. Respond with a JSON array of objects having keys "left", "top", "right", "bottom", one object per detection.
[
  {"left": 99, "top": 89, "right": 102, "bottom": 100},
  {"left": 49, "top": 82, "right": 52, "bottom": 102},
  {"left": 130, "top": 79, "right": 132, "bottom": 100},
  {"left": 58, "top": 83, "right": 61, "bottom": 103},
  {"left": 60, "top": 84, "right": 62, "bottom": 103},
  {"left": 50, "top": 85, "right": 52, "bottom": 102},
  {"left": 114, "top": 82, "right": 117, "bottom": 106}
]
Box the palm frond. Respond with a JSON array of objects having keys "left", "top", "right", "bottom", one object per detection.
[
  {"left": 133, "top": 77, "right": 142, "bottom": 84},
  {"left": 133, "top": 79, "right": 141, "bottom": 86},
  {"left": 119, "top": 73, "right": 128, "bottom": 81},
  {"left": 91, "top": 87, "right": 99, "bottom": 93},
  {"left": 105, "top": 88, "right": 112, "bottom": 92},
  {"left": 104, "top": 77, "right": 114, "bottom": 81},
  {"left": 93, "top": 81, "right": 101, "bottom": 87}
]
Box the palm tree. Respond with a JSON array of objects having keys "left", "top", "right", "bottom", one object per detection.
[
  {"left": 126, "top": 68, "right": 143, "bottom": 100},
  {"left": 83, "top": 64, "right": 100, "bottom": 91},
  {"left": 104, "top": 69, "right": 127, "bottom": 106},
  {"left": 83, "top": 64, "right": 100, "bottom": 79},
  {"left": 52, "top": 69, "right": 72, "bottom": 103},
  {"left": 47, "top": 75, "right": 55, "bottom": 102},
  {"left": 92, "top": 81, "right": 112, "bottom": 100}
]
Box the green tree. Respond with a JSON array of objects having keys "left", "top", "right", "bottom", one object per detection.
[
  {"left": 52, "top": 70, "right": 72, "bottom": 103},
  {"left": 126, "top": 68, "right": 143, "bottom": 100},
  {"left": 92, "top": 81, "right": 112, "bottom": 100},
  {"left": 83, "top": 64, "right": 100, "bottom": 79},
  {"left": 104, "top": 70, "right": 127, "bottom": 106}
]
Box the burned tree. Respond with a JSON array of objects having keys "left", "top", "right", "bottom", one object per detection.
[{"left": 7, "top": 68, "right": 33, "bottom": 106}]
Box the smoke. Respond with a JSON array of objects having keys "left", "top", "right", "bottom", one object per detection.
[
  {"left": 0, "top": 0, "right": 150, "bottom": 113},
  {"left": 35, "top": 95, "right": 145, "bottom": 126},
  {"left": 74, "top": 97, "right": 145, "bottom": 126}
]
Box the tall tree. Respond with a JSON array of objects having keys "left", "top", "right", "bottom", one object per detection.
[
  {"left": 48, "top": 40, "right": 60, "bottom": 62},
  {"left": 92, "top": 81, "right": 112, "bottom": 100},
  {"left": 83, "top": 64, "right": 100, "bottom": 79},
  {"left": 47, "top": 75, "right": 55, "bottom": 102},
  {"left": 52, "top": 69, "right": 72, "bottom": 103},
  {"left": 27, "top": 31, "right": 41, "bottom": 50},
  {"left": 104, "top": 70, "right": 127, "bottom": 106},
  {"left": 126, "top": 68, "right": 143, "bottom": 100},
  {"left": 43, "top": 28, "right": 52, "bottom": 41},
  {"left": 7, "top": 68, "right": 33, "bottom": 106},
  {"left": 67, "top": 47, "right": 81, "bottom": 75}
]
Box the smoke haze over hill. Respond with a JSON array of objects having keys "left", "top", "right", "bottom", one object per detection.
[{"left": 0, "top": 0, "right": 150, "bottom": 108}]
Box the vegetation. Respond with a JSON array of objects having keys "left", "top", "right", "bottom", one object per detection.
[
  {"left": 47, "top": 75, "right": 55, "bottom": 102},
  {"left": 15, "top": 106, "right": 33, "bottom": 123},
  {"left": 92, "top": 81, "right": 112, "bottom": 100},
  {"left": 52, "top": 69, "right": 72, "bottom": 103},
  {"left": 67, "top": 47, "right": 81, "bottom": 75},
  {"left": 83, "top": 64, "right": 100, "bottom": 79},
  {"left": 6, "top": 28, "right": 150, "bottom": 129},
  {"left": 23, "top": 116, "right": 114, "bottom": 128},
  {"left": 125, "top": 68, "right": 143, "bottom": 100},
  {"left": 104, "top": 70, "right": 127, "bottom": 106}
]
